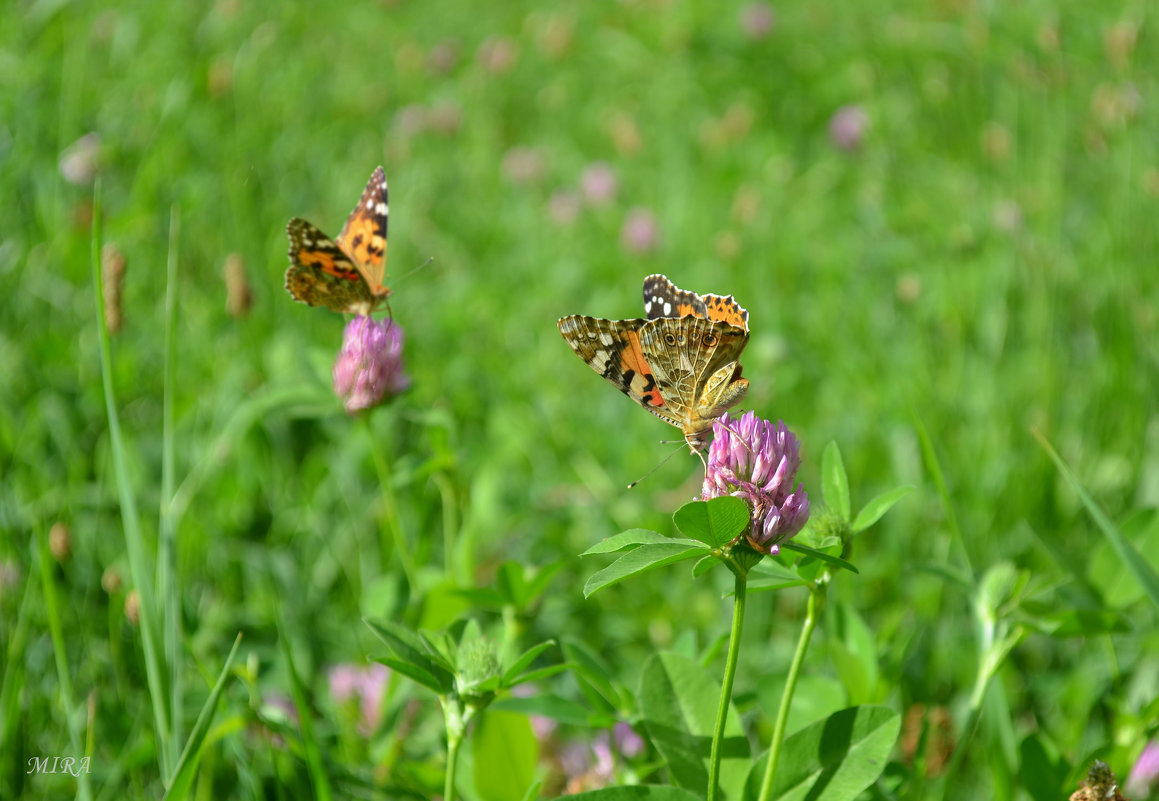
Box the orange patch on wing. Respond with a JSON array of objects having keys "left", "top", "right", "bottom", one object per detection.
[
  {"left": 704, "top": 296, "right": 747, "bottom": 329},
  {"left": 620, "top": 330, "right": 665, "bottom": 407}
]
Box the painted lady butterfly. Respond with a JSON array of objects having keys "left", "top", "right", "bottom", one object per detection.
[
  {"left": 285, "top": 166, "right": 391, "bottom": 315},
  {"left": 558, "top": 274, "right": 750, "bottom": 452}
]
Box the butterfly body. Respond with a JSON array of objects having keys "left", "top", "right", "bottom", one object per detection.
[
  {"left": 558, "top": 275, "right": 750, "bottom": 452},
  {"left": 285, "top": 166, "right": 391, "bottom": 315}
]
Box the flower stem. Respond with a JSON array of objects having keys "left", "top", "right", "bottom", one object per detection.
[
  {"left": 363, "top": 417, "right": 416, "bottom": 588},
  {"left": 757, "top": 579, "right": 821, "bottom": 801},
  {"left": 444, "top": 731, "right": 462, "bottom": 801},
  {"left": 708, "top": 567, "right": 748, "bottom": 801}
]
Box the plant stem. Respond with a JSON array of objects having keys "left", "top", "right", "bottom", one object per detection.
[
  {"left": 444, "top": 701, "right": 467, "bottom": 801},
  {"left": 363, "top": 417, "right": 416, "bottom": 588},
  {"left": 757, "top": 579, "right": 821, "bottom": 801},
  {"left": 708, "top": 567, "right": 748, "bottom": 801}
]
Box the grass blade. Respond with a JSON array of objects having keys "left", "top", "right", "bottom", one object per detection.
[
  {"left": 1034, "top": 429, "right": 1159, "bottom": 611},
  {"left": 279, "top": 624, "right": 333, "bottom": 801},
  {"left": 35, "top": 530, "right": 92, "bottom": 801},
  {"left": 159, "top": 205, "right": 182, "bottom": 774},
  {"left": 162, "top": 633, "right": 242, "bottom": 801},
  {"left": 91, "top": 178, "right": 172, "bottom": 776}
]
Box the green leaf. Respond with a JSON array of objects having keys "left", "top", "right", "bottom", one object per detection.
[
  {"left": 638, "top": 651, "right": 750, "bottom": 800},
  {"left": 566, "top": 788, "right": 703, "bottom": 801},
  {"left": 162, "top": 634, "right": 242, "bottom": 801},
  {"left": 822, "top": 442, "right": 850, "bottom": 522},
  {"left": 496, "top": 561, "right": 526, "bottom": 605},
  {"left": 851, "top": 485, "right": 913, "bottom": 533},
  {"left": 501, "top": 641, "right": 555, "bottom": 686},
  {"left": 781, "top": 541, "right": 859, "bottom": 574},
  {"left": 1020, "top": 733, "right": 1069, "bottom": 801},
  {"left": 1034, "top": 429, "right": 1159, "bottom": 612},
  {"left": 472, "top": 710, "right": 538, "bottom": 801},
  {"left": 747, "top": 560, "right": 807, "bottom": 594},
  {"left": 584, "top": 542, "right": 707, "bottom": 598},
  {"left": 674, "top": 497, "right": 750, "bottom": 547},
  {"left": 692, "top": 554, "right": 723, "bottom": 579},
  {"left": 745, "top": 705, "right": 900, "bottom": 801},
  {"left": 562, "top": 638, "right": 623, "bottom": 713},
  {"left": 829, "top": 602, "right": 879, "bottom": 705},
  {"left": 582, "top": 529, "right": 688, "bottom": 555},
  {"left": 365, "top": 618, "right": 451, "bottom": 679},
  {"left": 524, "top": 561, "right": 564, "bottom": 605},
  {"left": 377, "top": 656, "right": 450, "bottom": 695},
  {"left": 507, "top": 663, "right": 571, "bottom": 686}
]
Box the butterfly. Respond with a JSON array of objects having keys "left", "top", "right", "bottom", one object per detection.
[
  {"left": 558, "top": 274, "right": 750, "bottom": 452},
  {"left": 285, "top": 166, "right": 391, "bottom": 315}
]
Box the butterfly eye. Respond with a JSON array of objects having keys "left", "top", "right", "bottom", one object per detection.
[
  {"left": 664, "top": 333, "right": 678, "bottom": 346},
  {"left": 703, "top": 333, "right": 717, "bottom": 346}
]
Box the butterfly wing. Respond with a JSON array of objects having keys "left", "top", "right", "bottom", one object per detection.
[
  {"left": 642, "top": 273, "right": 749, "bottom": 331},
  {"left": 557, "top": 315, "right": 684, "bottom": 429},
  {"left": 336, "top": 166, "right": 390, "bottom": 299},
  {"left": 285, "top": 218, "right": 377, "bottom": 315}
]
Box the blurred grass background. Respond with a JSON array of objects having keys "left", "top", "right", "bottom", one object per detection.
[{"left": 2, "top": 0, "right": 1158, "bottom": 798}]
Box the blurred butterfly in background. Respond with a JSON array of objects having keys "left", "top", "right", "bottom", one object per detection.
[{"left": 285, "top": 166, "right": 391, "bottom": 315}]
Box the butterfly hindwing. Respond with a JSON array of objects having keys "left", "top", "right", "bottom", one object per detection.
[{"left": 642, "top": 273, "right": 749, "bottom": 331}]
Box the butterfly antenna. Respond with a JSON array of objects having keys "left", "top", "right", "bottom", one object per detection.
[
  {"left": 716, "top": 419, "right": 754, "bottom": 455},
  {"left": 393, "top": 256, "right": 434, "bottom": 286},
  {"left": 627, "top": 440, "right": 693, "bottom": 489}
]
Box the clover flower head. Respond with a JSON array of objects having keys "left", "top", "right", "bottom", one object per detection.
[
  {"left": 332, "top": 316, "right": 409, "bottom": 414},
  {"left": 701, "top": 411, "right": 810, "bottom": 554}
]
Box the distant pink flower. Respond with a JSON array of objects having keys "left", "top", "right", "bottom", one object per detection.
[
  {"left": 332, "top": 317, "right": 409, "bottom": 414},
  {"left": 427, "top": 101, "right": 462, "bottom": 135},
  {"left": 426, "top": 39, "right": 459, "bottom": 74},
  {"left": 580, "top": 162, "right": 618, "bottom": 206},
  {"left": 548, "top": 190, "right": 582, "bottom": 224},
  {"left": 1127, "top": 741, "right": 1159, "bottom": 798},
  {"left": 513, "top": 683, "right": 557, "bottom": 741},
  {"left": 613, "top": 721, "right": 645, "bottom": 758},
  {"left": 477, "top": 37, "right": 518, "bottom": 74},
  {"left": 502, "top": 146, "right": 546, "bottom": 185},
  {"left": 829, "top": 105, "right": 868, "bottom": 151},
  {"left": 393, "top": 104, "right": 427, "bottom": 136},
  {"left": 739, "top": 3, "right": 776, "bottom": 40},
  {"left": 620, "top": 207, "right": 660, "bottom": 253},
  {"left": 328, "top": 663, "right": 390, "bottom": 734}
]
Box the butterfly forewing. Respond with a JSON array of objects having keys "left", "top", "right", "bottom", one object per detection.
[
  {"left": 557, "top": 316, "right": 676, "bottom": 424},
  {"left": 336, "top": 166, "right": 390, "bottom": 296}
]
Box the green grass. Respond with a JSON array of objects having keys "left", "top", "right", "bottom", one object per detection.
[{"left": 2, "top": 1, "right": 1158, "bottom": 798}]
